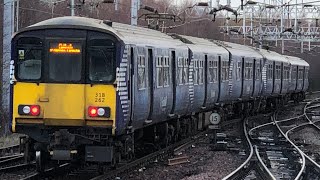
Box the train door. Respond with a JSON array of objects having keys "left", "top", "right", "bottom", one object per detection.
[
  {"left": 252, "top": 59, "right": 256, "bottom": 97},
  {"left": 170, "top": 50, "right": 176, "bottom": 115},
  {"left": 203, "top": 54, "right": 208, "bottom": 107},
  {"left": 217, "top": 55, "right": 222, "bottom": 102},
  {"left": 293, "top": 66, "right": 298, "bottom": 91},
  {"left": 129, "top": 46, "right": 150, "bottom": 126},
  {"left": 280, "top": 62, "right": 283, "bottom": 94},
  {"left": 272, "top": 61, "right": 276, "bottom": 94},
  {"left": 129, "top": 47, "right": 134, "bottom": 123},
  {"left": 303, "top": 67, "right": 309, "bottom": 91},
  {"left": 252, "top": 59, "right": 262, "bottom": 97},
  {"left": 147, "top": 48, "right": 154, "bottom": 122},
  {"left": 43, "top": 39, "right": 86, "bottom": 121},
  {"left": 240, "top": 57, "right": 245, "bottom": 98}
]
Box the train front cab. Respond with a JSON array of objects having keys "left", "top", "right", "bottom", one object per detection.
[{"left": 11, "top": 27, "right": 121, "bottom": 168}]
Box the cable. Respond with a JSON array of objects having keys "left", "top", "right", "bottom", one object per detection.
[
  {"left": 18, "top": 7, "right": 65, "bottom": 16},
  {"left": 162, "top": 17, "right": 213, "bottom": 29}
]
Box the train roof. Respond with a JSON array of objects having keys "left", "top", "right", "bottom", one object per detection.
[
  {"left": 25, "top": 16, "right": 187, "bottom": 49},
  {"left": 177, "top": 35, "right": 229, "bottom": 55},
  {"left": 20, "top": 16, "right": 310, "bottom": 67},
  {"left": 285, "top": 56, "right": 309, "bottom": 67},
  {"left": 219, "top": 41, "right": 263, "bottom": 59},
  {"left": 257, "top": 49, "right": 290, "bottom": 64}
]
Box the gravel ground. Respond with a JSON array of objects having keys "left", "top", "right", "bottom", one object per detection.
[
  {"left": 290, "top": 126, "right": 320, "bottom": 153},
  {"left": 0, "top": 133, "right": 22, "bottom": 148},
  {"left": 124, "top": 130, "right": 245, "bottom": 180}
]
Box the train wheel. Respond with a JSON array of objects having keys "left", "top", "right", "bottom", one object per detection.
[{"left": 36, "top": 150, "right": 45, "bottom": 172}]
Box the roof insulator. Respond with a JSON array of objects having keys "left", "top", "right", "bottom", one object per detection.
[{"left": 103, "top": 20, "right": 112, "bottom": 27}]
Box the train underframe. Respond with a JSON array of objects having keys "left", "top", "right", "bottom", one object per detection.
[{"left": 19, "top": 91, "right": 306, "bottom": 172}]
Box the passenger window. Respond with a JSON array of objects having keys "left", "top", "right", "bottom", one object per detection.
[
  {"left": 298, "top": 69, "right": 303, "bottom": 80},
  {"left": 305, "top": 69, "right": 308, "bottom": 80},
  {"left": 156, "top": 57, "right": 163, "bottom": 87},
  {"left": 177, "top": 57, "right": 184, "bottom": 85},
  {"left": 291, "top": 67, "right": 297, "bottom": 80},
  {"left": 208, "top": 60, "right": 214, "bottom": 83},
  {"left": 193, "top": 59, "right": 199, "bottom": 85},
  {"left": 275, "top": 65, "right": 281, "bottom": 80},
  {"left": 244, "top": 61, "right": 253, "bottom": 80},
  {"left": 213, "top": 60, "right": 218, "bottom": 82},
  {"left": 88, "top": 39, "right": 115, "bottom": 83},
  {"left": 256, "top": 61, "right": 261, "bottom": 80},
  {"left": 156, "top": 56, "right": 170, "bottom": 88},
  {"left": 16, "top": 37, "right": 43, "bottom": 80},
  {"left": 137, "top": 55, "right": 146, "bottom": 90},
  {"left": 177, "top": 57, "right": 189, "bottom": 85},
  {"left": 163, "top": 57, "right": 170, "bottom": 87},
  {"left": 236, "top": 61, "right": 241, "bottom": 81},
  {"left": 283, "top": 66, "right": 290, "bottom": 80},
  {"left": 17, "top": 49, "right": 42, "bottom": 80},
  {"left": 183, "top": 58, "right": 189, "bottom": 84},
  {"left": 199, "top": 59, "right": 204, "bottom": 84},
  {"left": 267, "top": 63, "right": 273, "bottom": 80},
  {"left": 221, "top": 60, "right": 229, "bottom": 81}
]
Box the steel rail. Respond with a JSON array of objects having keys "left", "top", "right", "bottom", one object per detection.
[
  {"left": 0, "top": 153, "right": 23, "bottom": 161},
  {"left": 285, "top": 123, "right": 320, "bottom": 169},
  {"left": 249, "top": 114, "right": 305, "bottom": 136},
  {"left": 249, "top": 98, "right": 317, "bottom": 136},
  {"left": 249, "top": 99, "right": 317, "bottom": 135},
  {"left": 0, "top": 163, "right": 35, "bottom": 173},
  {"left": 273, "top": 115, "right": 306, "bottom": 180},
  {"left": 21, "top": 163, "right": 71, "bottom": 180},
  {"left": 91, "top": 130, "right": 208, "bottom": 180},
  {"left": 306, "top": 91, "right": 320, "bottom": 95},
  {"left": 222, "top": 119, "right": 254, "bottom": 180},
  {"left": 254, "top": 145, "right": 276, "bottom": 180},
  {"left": 0, "top": 144, "right": 19, "bottom": 151},
  {"left": 0, "top": 154, "right": 24, "bottom": 167}
]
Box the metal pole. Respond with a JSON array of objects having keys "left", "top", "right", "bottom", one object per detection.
[
  {"left": 243, "top": 2, "right": 246, "bottom": 45},
  {"left": 281, "top": 0, "right": 284, "bottom": 54},
  {"left": 12, "top": 0, "right": 15, "bottom": 33},
  {"left": 115, "top": 0, "right": 118, "bottom": 11},
  {"left": 16, "top": 0, "right": 19, "bottom": 31},
  {"left": 3, "top": 0, "right": 14, "bottom": 116},
  {"left": 70, "top": 0, "right": 75, "bottom": 16},
  {"left": 308, "top": 22, "right": 311, "bottom": 51},
  {"left": 131, "top": 0, "right": 138, "bottom": 26},
  {"left": 250, "top": 6, "right": 253, "bottom": 45},
  {"left": 259, "top": 24, "right": 262, "bottom": 49},
  {"left": 51, "top": 4, "right": 54, "bottom": 18},
  {"left": 209, "top": 0, "right": 213, "bottom": 8},
  {"left": 294, "top": 0, "right": 297, "bottom": 32}
]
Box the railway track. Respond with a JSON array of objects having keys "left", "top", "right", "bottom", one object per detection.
[
  {"left": 1, "top": 96, "right": 320, "bottom": 179},
  {"left": 278, "top": 98, "right": 320, "bottom": 179},
  {"left": 223, "top": 98, "right": 320, "bottom": 180},
  {"left": 0, "top": 144, "right": 21, "bottom": 157},
  {"left": 89, "top": 131, "right": 207, "bottom": 180},
  {"left": 222, "top": 115, "right": 280, "bottom": 180}
]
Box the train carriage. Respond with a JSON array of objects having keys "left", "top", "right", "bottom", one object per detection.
[
  {"left": 221, "top": 42, "right": 264, "bottom": 100},
  {"left": 10, "top": 16, "right": 310, "bottom": 171},
  {"left": 173, "top": 35, "right": 230, "bottom": 109},
  {"left": 287, "top": 56, "right": 309, "bottom": 100}
]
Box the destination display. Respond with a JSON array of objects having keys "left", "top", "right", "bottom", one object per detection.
[{"left": 49, "top": 43, "right": 81, "bottom": 54}]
